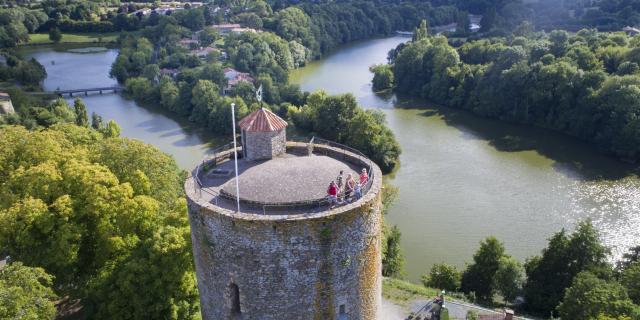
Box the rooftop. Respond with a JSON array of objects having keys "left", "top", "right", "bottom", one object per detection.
[
  {"left": 188, "top": 140, "right": 378, "bottom": 217},
  {"left": 238, "top": 108, "right": 287, "bottom": 132}
]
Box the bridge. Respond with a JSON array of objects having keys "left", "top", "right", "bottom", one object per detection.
[{"left": 54, "top": 86, "right": 123, "bottom": 97}]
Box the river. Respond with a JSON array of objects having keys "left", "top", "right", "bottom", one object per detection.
[
  {"left": 24, "top": 38, "right": 640, "bottom": 282},
  {"left": 21, "top": 46, "right": 219, "bottom": 169}
]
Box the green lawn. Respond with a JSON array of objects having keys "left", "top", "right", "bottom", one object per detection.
[
  {"left": 383, "top": 278, "right": 441, "bottom": 307},
  {"left": 27, "top": 32, "right": 119, "bottom": 45},
  {"left": 382, "top": 278, "right": 468, "bottom": 308}
]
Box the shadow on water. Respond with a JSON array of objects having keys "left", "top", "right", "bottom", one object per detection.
[
  {"left": 394, "top": 98, "right": 639, "bottom": 181},
  {"left": 126, "top": 98, "right": 226, "bottom": 149}
]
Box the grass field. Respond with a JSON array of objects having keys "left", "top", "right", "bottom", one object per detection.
[
  {"left": 383, "top": 278, "right": 441, "bottom": 307},
  {"left": 27, "top": 32, "right": 119, "bottom": 45}
]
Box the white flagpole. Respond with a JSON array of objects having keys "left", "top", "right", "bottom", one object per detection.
[{"left": 231, "top": 102, "right": 240, "bottom": 212}]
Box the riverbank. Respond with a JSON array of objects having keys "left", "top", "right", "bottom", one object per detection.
[{"left": 26, "top": 32, "right": 119, "bottom": 46}]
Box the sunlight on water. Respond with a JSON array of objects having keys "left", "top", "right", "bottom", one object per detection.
[{"left": 567, "top": 177, "right": 640, "bottom": 261}]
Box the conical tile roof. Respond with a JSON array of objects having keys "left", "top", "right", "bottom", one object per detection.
[{"left": 238, "top": 108, "right": 288, "bottom": 132}]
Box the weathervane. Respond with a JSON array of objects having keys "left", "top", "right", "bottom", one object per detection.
[{"left": 256, "top": 84, "right": 263, "bottom": 108}]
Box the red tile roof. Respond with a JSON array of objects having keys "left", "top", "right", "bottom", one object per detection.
[{"left": 238, "top": 108, "right": 288, "bottom": 132}]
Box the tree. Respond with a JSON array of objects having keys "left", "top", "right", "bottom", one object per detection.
[
  {"left": 142, "top": 64, "right": 160, "bottom": 82},
  {"left": 456, "top": 11, "right": 471, "bottom": 35},
  {"left": 618, "top": 246, "right": 640, "bottom": 272},
  {"left": 49, "top": 27, "right": 62, "bottom": 43},
  {"left": 73, "top": 98, "right": 89, "bottom": 127},
  {"left": 422, "top": 263, "right": 461, "bottom": 292},
  {"left": 382, "top": 224, "right": 404, "bottom": 278},
  {"left": 159, "top": 76, "right": 179, "bottom": 112},
  {"left": 0, "top": 262, "right": 57, "bottom": 320},
  {"left": 189, "top": 80, "right": 219, "bottom": 125},
  {"left": 198, "top": 28, "right": 219, "bottom": 47},
  {"left": 370, "top": 64, "right": 394, "bottom": 91},
  {"left": 0, "top": 125, "right": 198, "bottom": 318},
  {"left": 413, "top": 19, "right": 428, "bottom": 42},
  {"left": 523, "top": 221, "right": 609, "bottom": 315},
  {"left": 493, "top": 256, "right": 525, "bottom": 302},
  {"left": 557, "top": 272, "right": 640, "bottom": 320},
  {"left": 102, "top": 119, "right": 121, "bottom": 138},
  {"left": 621, "top": 262, "right": 640, "bottom": 304},
  {"left": 91, "top": 112, "right": 103, "bottom": 129},
  {"left": 461, "top": 237, "right": 506, "bottom": 301}
]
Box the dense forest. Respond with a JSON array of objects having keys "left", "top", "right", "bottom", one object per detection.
[
  {"left": 0, "top": 124, "right": 199, "bottom": 319},
  {"left": 380, "top": 22, "right": 640, "bottom": 164}
]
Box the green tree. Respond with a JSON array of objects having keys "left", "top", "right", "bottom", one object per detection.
[
  {"left": 0, "top": 125, "right": 198, "bottom": 318},
  {"left": 460, "top": 237, "right": 506, "bottom": 301},
  {"left": 523, "top": 221, "right": 609, "bottom": 315},
  {"left": 422, "top": 263, "right": 461, "bottom": 292},
  {"left": 48, "top": 27, "right": 62, "bottom": 43},
  {"left": 493, "top": 256, "right": 525, "bottom": 302},
  {"left": 159, "top": 76, "right": 179, "bottom": 112},
  {"left": 73, "top": 98, "right": 89, "bottom": 127},
  {"left": 382, "top": 224, "right": 405, "bottom": 278},
  {"left": 621, "top": 261, "right": 640, "bottom": 304},
  {"left": 618, "top": 246, "right": 640, "bottom": 272},
  {"left": 142, "top": 64, "right": 160, "bottom": 82},
  {"left": 189, "top": 80, "right": 219, "bottom": 125},
  {"left": 370, "top": 64, "right": 394, "bottom": 91},
  {"left": 91, "top": 112, "right": 103, "bottom": 130},
  {"left": 557, "top": 272, "right": 640, "bottom": 320},
  {"left": 198, "top": 28, "right": 219, "bottom": 47},
  {"left": 102, "top": 119, "right": 121, "bottom": 138},
  {"left": 456, "top": 11, "right": 471, "bottom": 35},
  {"left": 0, "top": 262, "right": 57, "bottom": 320},
  {"left": 413, "top": 19, "right": 428, "bottom": 42}
]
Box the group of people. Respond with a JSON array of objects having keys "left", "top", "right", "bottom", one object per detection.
[{"left": 326, "top": 168, "right": 369, "bottom": 207}]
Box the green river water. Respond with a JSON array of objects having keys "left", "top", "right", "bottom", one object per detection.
[{"left": 24, "top": 38, "right": 640, "bottom": 282}]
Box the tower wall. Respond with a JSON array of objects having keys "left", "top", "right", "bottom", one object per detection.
[
  {"left": 185, "top": 152, "right": 382, "bottom": 320},
  {"left": 243, "top": 129, "right": 286, "bottom": 161}
]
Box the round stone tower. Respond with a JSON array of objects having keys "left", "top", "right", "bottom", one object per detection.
[{"left": 185, "top": 110, "right": 382, "bottom": 320}]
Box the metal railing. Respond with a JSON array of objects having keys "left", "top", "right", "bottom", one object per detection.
[
  {"left": 192, "top": 137, "right": 376, "bottom": 214},
  {"left": 192, "top": 141, "right": 238, "bottom": 205}
]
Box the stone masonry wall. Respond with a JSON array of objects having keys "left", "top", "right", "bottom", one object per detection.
[
  {"left": 244, "top": 129, "right": 286, "bottom": 161},
  {"left": 185, "top": 149, "right": 383, "bottom": 320}
]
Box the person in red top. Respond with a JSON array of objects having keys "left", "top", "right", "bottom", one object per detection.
[
  {"left": 327, "top": 181, "right": 338, "bottom": 206},
  {"left": 360, "top": 168, "right": 369, "bottom": 185}
]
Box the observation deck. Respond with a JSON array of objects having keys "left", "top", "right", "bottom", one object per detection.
[{"left": 186, "top": 138, "right": 379, "bottom": 218}]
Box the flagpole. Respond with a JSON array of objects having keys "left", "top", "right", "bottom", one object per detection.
[{"left": 231, "top": 102, "right": 240, "bottom": 212}]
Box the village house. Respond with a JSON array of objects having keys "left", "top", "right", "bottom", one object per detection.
[
  {"left": 623, "top": 26, "right": 640, "bottom": 36},
  {"left": 190, "top": 46, "right": 219, "bottom": 59},
  {"left": 179, "top": 39, "right": 199, "bottom": 49},
  {"left": 160, "top": 68, "right": 180, "bottom": 79},
  {"left": 223, "top": 67, "right": 254, "bottom": 94},
  {"left": 0, "top": 92, "right": 15, "bottom": 115},
  {"left": 209, "top": 24, "right": 242, "bottom": 34},
  {"left": 230, "top": 27, "right": 258, "bottom": 34}
]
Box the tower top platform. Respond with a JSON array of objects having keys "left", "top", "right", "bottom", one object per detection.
[{"left": 186, "top": 139, "right": 381, "bottom": 220}]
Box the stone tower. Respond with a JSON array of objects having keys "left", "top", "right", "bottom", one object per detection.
[{"left": 185, "top": 110, "right": 383, "bottom": 320}]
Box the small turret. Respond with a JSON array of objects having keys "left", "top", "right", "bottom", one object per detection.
[{"left": 238, "top": 108, "right": 288, "bottom": 161}]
